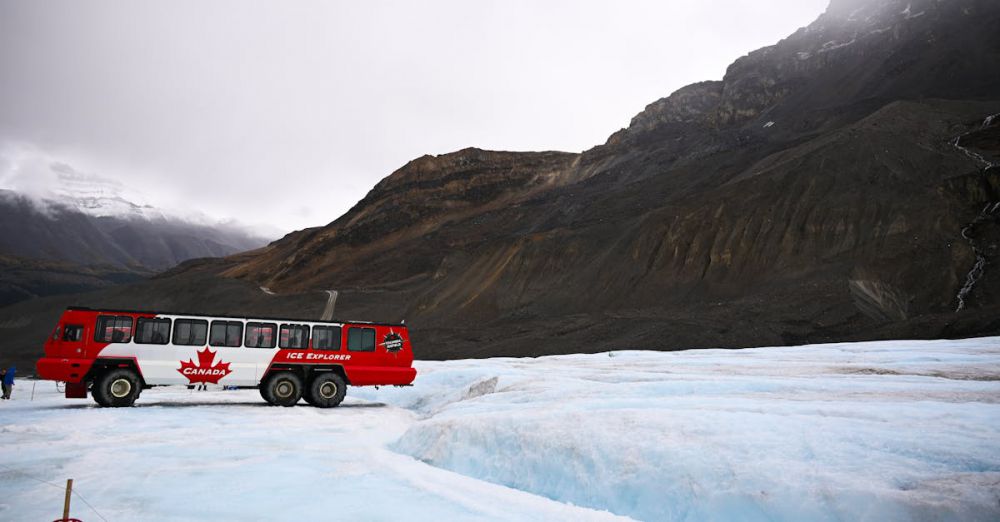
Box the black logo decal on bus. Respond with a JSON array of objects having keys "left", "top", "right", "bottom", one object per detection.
[{"left": 382, "top": 332, "right": 403, "bottom": 353}]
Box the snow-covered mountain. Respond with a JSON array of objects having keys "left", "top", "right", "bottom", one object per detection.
[
  {"left": 4, "top": 337, "right": 998, "bottom": 520},
  {"left": 0, "top": 188, "right": 272, "bottom": 269},
  {"left": 0, "top": 188, "right": 274, "bottom": 306},
  {"left": 42, "top": 161, "right": 168, "bottom": 221},
  {"left": 0, "top": 157, "right": 275, "bottom": 305}
]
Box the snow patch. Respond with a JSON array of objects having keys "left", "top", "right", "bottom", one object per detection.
[
  {"left": 955, "top": 203, "right": 1000, "bottom": 312},
  {"left": 846, "top": 6, "right": 866, "bottom": 22},
  {"left": 819, "top": 38, "right": 857, "bottom": 53},
  {"left": 951, "top": 114, "right": 1000, "bottom": 311},
  {"left": 899, "top": 3, "right": 925, "bottom": 20}
]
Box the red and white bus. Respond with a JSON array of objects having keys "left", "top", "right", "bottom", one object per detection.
[{"left": 36, "top": 306, "right": 416, "bottom": 408}]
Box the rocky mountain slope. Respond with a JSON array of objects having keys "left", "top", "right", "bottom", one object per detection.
[
  {"left": 217, "top": 0, "right": 1000, "bottom": 353},
  {"left": 3, "top": 0, "right": 1000, "bottom": 370}
]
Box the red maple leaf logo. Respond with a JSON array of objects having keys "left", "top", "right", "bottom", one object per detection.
[{"left": 177, "top": 347, "right": 233, "bottom": 384}]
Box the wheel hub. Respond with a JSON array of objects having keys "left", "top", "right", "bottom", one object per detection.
[
  {"left": 275, "top": 381, "right": 293, "bottom": 398},
  {"left": 110, "top": 378, "right": 132, "bottom": 398},
  {"left": 319, "top": 382, "right": 337, "bottom": 399}
]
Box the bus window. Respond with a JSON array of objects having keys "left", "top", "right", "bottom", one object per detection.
[
  {"left": 173, "top": 319, "right": 208, "bottom": 346},
  {"left": 279, "top": 324, "right": 309, "bottom": 349},
  {"left": 136, "top": 318, "right": 171, "bottom": 345},
  {"left": 313, "top": 326, "right": 342, "bottom": 350},
  {"left": 245, "top": 322, "right": 277, "bottom": 349},
  {"left": 347, "top": 327, "right": 376, "bottom": 352},
  {"left": 62, "top": 325, "right": 83, "bottom": 342},
  {"left": 210, "top": 321, "right": 243, "bottom": 347},
  {"left": 95, "top": 315, "right": 133, "bottom": 343}
]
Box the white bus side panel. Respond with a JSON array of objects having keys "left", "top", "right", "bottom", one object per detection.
[{"left": 97, "top": 343, "right": 276, "bottom": 386}]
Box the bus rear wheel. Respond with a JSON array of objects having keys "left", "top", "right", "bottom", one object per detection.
[
  {"left": 262, "top": 371, "right": 302, "bottom": 407},
  {"left": 307, "top": 373, "right": 347, "bottom": 408},
  {"left": 94, "top": 369, "right": 141, "bottom": 407}
]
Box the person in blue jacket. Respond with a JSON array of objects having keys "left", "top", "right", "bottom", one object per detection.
[{"left": 2, "top": 365, "right": 14, "bottom": 399}]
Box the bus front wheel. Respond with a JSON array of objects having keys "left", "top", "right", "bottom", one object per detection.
[{"left": 94, "top": 369, "right": 141, "bottom": 407}]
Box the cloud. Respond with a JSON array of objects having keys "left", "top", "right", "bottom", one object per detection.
[
  {"left": 1, "top": 143, "right": 142, "bottom": 207},
  {"left": 0, "top": 0, "right": 829, "bottom": 235},
  {"left": 0, "top": 144, "right": 80, "bottom": 208}
]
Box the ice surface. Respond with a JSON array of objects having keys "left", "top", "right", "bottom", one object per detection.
[
  {"left": 365, "top": 338, "right": 1000, "bottom": 521},
  {"left": 3, "top": 338, "right": 1000, "bottom": 521},
  {"left": 0, "top": 387, "right": 624, "bottom": 521}
]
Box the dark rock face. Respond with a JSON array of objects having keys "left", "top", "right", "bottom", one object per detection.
[
  {"left": 4, "top": 0, "right": 1000, "bottom": 370},
  {"left": 222, "top": 149, "right": 579, "bottom": 288},
  {"left": 621, "top": 81, "right": 724, "bottom": 135},
  {"left": 0, "top": 254, "right": 148, "bottom": 308}
]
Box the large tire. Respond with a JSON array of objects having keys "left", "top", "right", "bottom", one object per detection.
[
  {"left": 306, "top": 373, "right": 347, "bottom": 408},
  {"left": 94, "top": 369, "right": 141, "bottom": 407},
  {"left": 91, "top": 381, "right": 110, "bottom": 407},
  {"left": 262, "top": 371, "right": 303, "bottom": 407}
]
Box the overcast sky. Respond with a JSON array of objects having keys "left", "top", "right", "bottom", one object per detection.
[{"left": 0, "top": 0, "right": 828, "bottom": 237}]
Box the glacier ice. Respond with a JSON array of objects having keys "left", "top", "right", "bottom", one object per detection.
[{"left": 2, "top": 337, "right": 999, "bottom": 521}]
